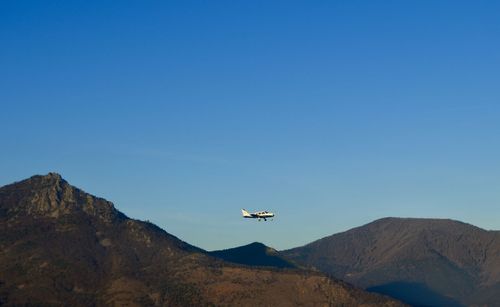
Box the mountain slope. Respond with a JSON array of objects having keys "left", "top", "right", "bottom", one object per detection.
[
  {"left": 209, "top": 242, "right": 297, "bottom": 269},
  {"left": 283, "top": 217, "right": 500, "bottom": 307},
  {"left": 0, "top": 173, "right": 404, "bottom": 306}
]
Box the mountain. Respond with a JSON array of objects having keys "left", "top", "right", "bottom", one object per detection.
[
  {"left": 283, "top": 217, "right": 500, "bottom": 307},
  {"left": 0, "top": 173, "right": 404, "bottom": 306},
  {"left": 209, "top": 242, "right": 297, "bottom": 269}
]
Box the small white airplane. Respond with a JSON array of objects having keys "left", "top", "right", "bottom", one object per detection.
[{"left": 241, "top": 209, "right": 275, "bottom": 221}]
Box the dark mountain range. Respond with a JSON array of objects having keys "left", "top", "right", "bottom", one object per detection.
[
  {"left": 0, "top": 173, "right": 404, "bottom": 306},
  {"left": 209, "top": 242, "right": 297, "bottom": 269},
  {"left": 283, "top": 217, "right": 500, "bottom": 307}
]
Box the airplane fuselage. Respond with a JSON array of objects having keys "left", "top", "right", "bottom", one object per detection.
[{"left": 241, "top": 209, "right": 274, "bottom": 221}]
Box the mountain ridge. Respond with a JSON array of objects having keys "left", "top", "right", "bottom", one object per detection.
[
  {"left": 283, "top": 216, "right": 500, "bottom": 306},
  {"left": 209, "top": 242, "right": 297, "bottom": 269},
  {"left": 0, "top": 173, "right": 404, "bottom": 306}
]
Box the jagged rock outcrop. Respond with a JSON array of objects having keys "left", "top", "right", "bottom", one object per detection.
[{"left": 1, "top": 172, "right": 124, "bottom": 222}]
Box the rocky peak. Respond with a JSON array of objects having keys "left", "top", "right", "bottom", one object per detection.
[
  {"left": 41, "top": 172, "right": 63, "bottom": 185},
  {"left": 44, "top": 172, "right": 63, "bottom": 180},
  {"left": 0, "top": 173, "right": 126, "bottom": 223}
]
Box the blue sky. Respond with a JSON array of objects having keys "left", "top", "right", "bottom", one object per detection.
[{"left": 1, "top": 1, "right": 500, "bottom": 250}]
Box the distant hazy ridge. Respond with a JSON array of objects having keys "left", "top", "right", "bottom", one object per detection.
[{"left": 283, "top": 217, "right": 500, "bottom": 306}]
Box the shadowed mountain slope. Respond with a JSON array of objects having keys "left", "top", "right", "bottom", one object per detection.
[
  {"left": 283, "top": 217, "right": 500, "bottom": 307},
  {"left": 0, "top": 173, "right": 405, "bottom": 306},
  {"left": 209, "top": 242, "right": 297, "bottom": 269}
]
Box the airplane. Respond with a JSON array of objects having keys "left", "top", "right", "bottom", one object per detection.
[{"left": 241, "top": 209, "right": 275, "bottom": 221}]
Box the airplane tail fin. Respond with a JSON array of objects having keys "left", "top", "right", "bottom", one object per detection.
[{"left": 241, "top": 209, "right": 252, "bottom": 217}]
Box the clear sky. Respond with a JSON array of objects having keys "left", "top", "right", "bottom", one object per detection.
[{"left": 1, "top": 1, "right": 500, "bottom": 250}]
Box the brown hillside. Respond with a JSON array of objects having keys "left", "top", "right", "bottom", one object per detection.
[{"left": 0, "top": 173, "right": 404, "bottom": 306}]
